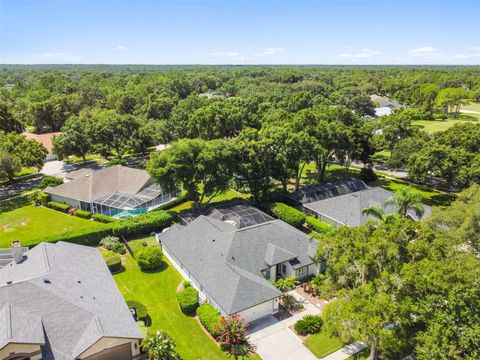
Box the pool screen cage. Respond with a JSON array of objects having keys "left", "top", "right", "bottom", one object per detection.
[{"left": 91, "top": 183, "right": 173, "bottom": 217}]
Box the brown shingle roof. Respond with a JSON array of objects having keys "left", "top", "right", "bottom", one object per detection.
[{"left": 21, "top": 132, "right": 62, "bottom": 154}]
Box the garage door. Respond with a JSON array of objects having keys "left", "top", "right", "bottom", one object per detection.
[
  {"left": 238, "top": 300, "right": 274, "bottom": 323},
  {"left": 83, "top": 343, "right": 132, "bottom": 360}
]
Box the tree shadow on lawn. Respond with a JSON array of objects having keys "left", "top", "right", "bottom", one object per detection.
[
  {"left": 111, "top": 265, "right": 126, "bottom": 275},
  {"left": 0, "top": 196, "right": 30, "bottom": 214}
]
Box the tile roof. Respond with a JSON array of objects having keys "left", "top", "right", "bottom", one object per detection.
[
  {"left": 0, "top": 242, "right": 142, "bottom": 359},
  {"left": 160, "top": 207, "right": 318, "bottom": 314},
  {"left": 21, "top": 132, "right": 62, "bottom": 154}
]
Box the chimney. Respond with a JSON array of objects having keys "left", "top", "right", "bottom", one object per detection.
[{"left": 12, "top": 241, "right": 23, "bottom": 264}]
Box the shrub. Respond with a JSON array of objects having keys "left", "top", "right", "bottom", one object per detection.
[
  {"left": 68, "top": 207, "right": 77, "bottom": 216},
  {"left": 106, "top": 158, "right": 126, "bottom": 166},
  {"left": 126, "top": 300, "right": 148, "bottom": 321},
  {"left": 305, "top": 216, "right": 333, "bottom": 234},
  {"left": 112, "top": 210, "right": 176, "bottom": 238},
  {"left": 38, "top": 176, "right": 64, "bottom": 189},
  {"left": 29, "top": 191, "right": 50, "bottom": 206},
  {"left": 215, "top": 315, "right": 254, "bottom": 358},
  {"left": 47, "top": 201, "right": 70, "bottom": 213},
  {"left": 75, "top": 209, "right": 92, "bottom": 219},
  {"left": 142, "top": 330, "right": 178, "bottom": 360},
  {"left": 262, "top": 202, "right": 306, "bottom": 228},
  {"left": 359, "top": 166, "right": 378, "bottom": 182},
  {"left": 183, "top": 281, "right": 192, "bottom": 288},
  {"left": 136, "top": 246, "right": 163, "bottom": 271},
  {"left": 176, "top": 287, "right": 199, "bottom": 315},
  {"left": 92, "top": 213, "right": 116, "bottom": 223},
  {"left": 103, "top": 251, "right": 122, "bottom": 273},
  {"left": 280, "top": 293, "right": 303, "bottom": 312},
  {"left": 196, "top": 304, "right": 222, "bottom": 337},
  {"left": 100, "top": 235, "right": 126, "bottom": 254},
  {"left": 294, "top": 315, "right": 323, "bottom": 336}
]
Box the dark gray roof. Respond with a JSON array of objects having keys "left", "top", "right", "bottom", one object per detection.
[
  {"left": 304, "top": 187, "right": 431, "bottom": 226},
  {"left": 160, "top": 211, "right": 317, "bottom": 315},
  {"left": 0, "top": 242, "right": 142, "bottom": 359},
  {"left": 286, "top": 178, "right": 368, "bottom": 205}
]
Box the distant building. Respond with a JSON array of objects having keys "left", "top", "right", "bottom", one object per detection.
[
  {"left": 44, "top": 165, "right": 174, "bottom": 218},
  {"left": 0, "top": 241, "right": 142, "bottom": 360},
  {"left": 370, "top": 94, "right": 404, "bottom": 118},
  {"left": 21, "top": 131, "right": 62, "bottom": 161}
]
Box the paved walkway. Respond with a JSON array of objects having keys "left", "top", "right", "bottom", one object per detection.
[
  {"left": 321, "top": 342, "right": 367, "bottom": 360},
  {"left": 249, "top": 290, "right": 320, "bottom": 360}
]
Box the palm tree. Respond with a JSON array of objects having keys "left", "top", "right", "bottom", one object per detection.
[
  {"left": 274, "top": 276, "right": 300, "bottom": 292},
  {"left": 362, "top": 187, "right": 425, "bottom": 221},
  {"left": 386, "top": 187, "right": 425, "bottom": 218}
]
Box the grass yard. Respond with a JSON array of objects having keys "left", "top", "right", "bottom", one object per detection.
[
  {"left": 114, "top": 238, "right": 259, "bottom": 360},
  {"left": 0, "top": 196, "right": 108, "bottom": 248},
  {"left": 413, "top": 113, "right": 479, "bottom": 134},
  {"left": 462, "top": 102, "right": 480, "bottom": 113},
  {"left": 304, "top": 329, "right": 343, "bottom": 358}
]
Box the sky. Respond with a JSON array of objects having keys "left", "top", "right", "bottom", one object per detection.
[{"left": 1, "top": 0, "right": 480, "bottom": 65}]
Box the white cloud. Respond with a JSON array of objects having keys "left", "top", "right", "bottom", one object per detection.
[
  {"left": 38, "top": 53, "right": 81, "bottom": 63},
  {"left": 408, "top": 46, "right": 438, "bottom": 57},
  {"left": 253, "top": 46, "right": 284, "bottom": 57},
  {"left": 210, "top": 51, "right": 241, "bottom": 57},
  {"left": 115, "top": 46, "right": 129, "bottom": 51},
  {"left": 452, "top": 45, "right": 480, "bottom": 61},
  {"left": 337, "top": 48, "right": 380, "bottom": 59}
]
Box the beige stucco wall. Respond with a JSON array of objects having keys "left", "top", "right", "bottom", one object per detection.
[
  {"left": 0, "top": 343, "right": 42, "bottom": 360},
  {"left": 78, "top": 337, "right": 141, "bottom": 359}
]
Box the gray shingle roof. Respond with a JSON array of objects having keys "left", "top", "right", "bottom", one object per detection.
[
  {"left": 44, "top": 165, "right": 153, "bottom": 203},
  {"left": 286, "top": 178, "right": 367, "bottom": 205},
  {"left": 304, "top": 187, "right": 431, "bottom": 226},
  {"left": 0, "top": 242, "right": 142, "bottom": 359},
  {"left": 160, "top": 208, "right": 318, "bottom": 315}
]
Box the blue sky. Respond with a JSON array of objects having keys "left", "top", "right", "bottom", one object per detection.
[{"left": 1, "top": 0, "right": 479, "bottom": 65}]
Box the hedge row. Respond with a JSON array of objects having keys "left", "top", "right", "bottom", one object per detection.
[
  {"left": 196, "top": 304, "right": 222, "bottom": 337},
  {"left": 262, "top": 202, "right": 306, "bottom": 228},
  {"left": 155, "top": 194, "right": 187, "bottom": 211},
  {"left": 38, "top": 193, "right": 50, "bottom": 206},
  {"left": 305, "top": 216, "right": 333, "bottom": 234},
  {"left": 92, "top": 213, "right": 116, "bottom": 223},
  {"left": 112, "top": 210, "right": 176, "bottom": 238},
  {"left": 30, "top": 226, "right": 114, "bottom": 248},
  {"left": 176, "top": 287, "right": 199, "bottom": 315},
  {"left": 75, "top": 209, "right": 92, "bottom": 219},
  {"left": 47, "top": 201, "right": 70, "bottom": 213}
]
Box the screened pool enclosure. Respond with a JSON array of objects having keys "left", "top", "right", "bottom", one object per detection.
[{"left": 91, "top": 183, "right": 174, "bottom": 219}]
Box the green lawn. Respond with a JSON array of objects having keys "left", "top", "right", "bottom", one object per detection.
[
  {"left": 304, "top": 330, "right": 343, "bottom": 358},
  {"left": 413, "top": 113, "right": 479, "bottom": 134},
  {"left": 462, "top": 102, "right": 480, "bottom": 113},
  {"left": 114, "top": 238, "right": 259, "bottom": 360},
  {"left": 0, "top": 196, "right": 108, "bottom": 248}
]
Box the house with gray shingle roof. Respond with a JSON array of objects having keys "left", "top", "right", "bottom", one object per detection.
[
  {"left": 0, "top": 241, "right": 142, "bottom": 360},
  {"left": 303, "top": 186, "right": 431, "bottom": 227},
  {"left": 159, "top": 204, "right": 323, "bottom": 323}
]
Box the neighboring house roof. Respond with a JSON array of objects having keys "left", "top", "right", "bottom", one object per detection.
[
  {"left": 21, "top": 132, "right": 62, "bottom": 154},
  {"left": 304, "top": 187, "right": 431, "bottom": 226},
  {"left": 370, "top": 95, "right": 402, "bottom": 108},
  {"left": 374, "top": 106, "right": 393, "bottom": 117},
  {"left": 44, "top": 165, "right": 153, "bottom": 204},
  {"left": 160, "top": 209, "right": 318, "bottom": 315},
  {"left": 286, "top": 178, "right": 368, "bottom": 205},
  {"left": 0, "top": 242, "right": 142, "bottom": 359}
]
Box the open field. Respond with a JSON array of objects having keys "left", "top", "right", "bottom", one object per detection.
[
  {"left": 413, "top": 113, "right": 480, "bottom": 133},
  {"left": 114, "top": 237, "right": 259, "bottom": 360},
  {"left": 0, "top": 196, "right": 107, "bottom": 248}
]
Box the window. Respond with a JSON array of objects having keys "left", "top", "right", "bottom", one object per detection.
[
  {"left": 263, "top": 269, "right": 271, "bottom": 280},
  {"left": 297, "top": 266, "right": 308, "bottom": 278},
  {"left": 281, "top": 264, "right": 287, "bottom": 274}
]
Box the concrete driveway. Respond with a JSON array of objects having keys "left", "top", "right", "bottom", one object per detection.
[{"left": 249, "top": 291, "right": 320, "bottom": 360}]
